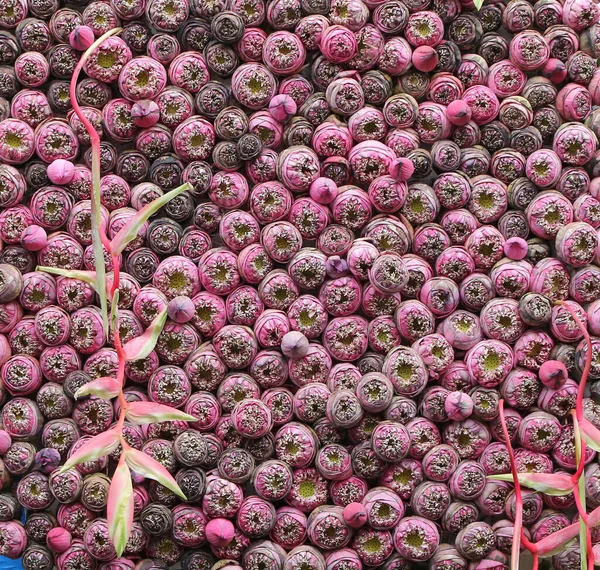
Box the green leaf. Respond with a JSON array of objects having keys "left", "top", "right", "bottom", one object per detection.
[
  {"left": 125, "top": 401, "right": 197, "bottom": 425},
  {"left": 36, "top": 266, "right": 98, "bottom": 290},
  {"left": 111, "top": 289, "right": 120, "bottom": 334},
  {"left": 473, "top": 0, "right": 484, "bottom": 9}
]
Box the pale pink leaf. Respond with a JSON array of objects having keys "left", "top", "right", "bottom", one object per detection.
[
  {"left": 125, "top": 401, "right": 197, "bottom": 425},
  {"left": 75, "top": 377, "right": 121, "bottom": 400},
  {"left": 124, "top": 448, "right": 186, "bottom": 499},
  {"left": 60, "top": 429, "right": 120, "bottom": 472},
  {"left": 580, "top": 417, "right": 600, "bottom": 453},
  {"left": 488, "top": 472, "right": 574, "bottom": 496},
  {"left": 122, "top": 308, "right": 168, "bottom": 361},
  {"left": 36, "top": 266, "right": 98, "bottom": 289},
  {"left": 107, "top": 455, "right": 134, "bottom": 557},
  {"left": 536, "top": 522, "right": 579, "bottom": 557},
  {"left": 110, "top": 182, "right": 192, "bottom": 255}
]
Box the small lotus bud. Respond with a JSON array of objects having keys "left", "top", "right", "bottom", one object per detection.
[
  {"left": 46, "top": 527, "right": 72, "bottom": 553},
  {"left": 542, "top": 58, "right": 567, "bottom": 84},
  {"left": 205, "top": 518, "right": 235, "bottom": 547},
  {"left": 268, "top": 94, "right": 297, "bottom": 122},
  {"left": 0, "top": 429, "right": 11, "bottom": 454},
  {"left": 21, "top": 225, "right": 48, "bottom": 251},
  {"left": 389, "top": 157, "right": 415, "bottom": 181},
  {"left": 69, "top": 25, "right": 95, "bottom": 51},
  {"left": 503, "top": 237, "right": 528, "bottom": 260},
  {"left": 131, "top": 100, "right": 161, "bottom": 128},
  {"left": 444, "top": 391, "right": 474, "bottom": 421},
  {"left": 135, "top": 560, "right": 169, "bottom": 570},
  {"left": 326, "top": 255, "right": 349, "bottom": 279},
  {"left": 34, "top": 447, "right": 61, "bottom": 473},
  {"left": 343, "top": 502, "right": 367, "bottom": 528},
  {"left": 539, "top": 360, "right": 568, "bottom": 389},
  {"left": 447, "top": 100, "right": 472, "bottom": 126},
  {"left": 47, "top": 159, "right": 75, "bottom": 185},
  {"left": 281, "top": 331, "right": 310, "bottom": 360},
  {"left": 167, "top": 295, "right": 195, "bottom": 323},
  {"left": 310, "top": 177, "right": 338, "bottom": 204},
  {"left": 412, "top": 45, "right": 438, "bottom": 72}
]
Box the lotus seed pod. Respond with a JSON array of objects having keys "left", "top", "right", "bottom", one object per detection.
[
  {"left": 445, "top": 391, "right": 474, "bottom": 421},
  {"left": 131, "top": 100, "right": 161, "bottom": 128},
  {"left": 412, "top": 46, "right": 439, "bottom": 72},
  {"left": 539, "top": 359, "right": 568, "bottom": 389},
  {"left": 47, "top": 159, "right": 75, "bottom": 185},
  {"left": 46, "top": 527, "right": 72, "bottom": 553},
  {"left": 166, "top": 295, "right": 195, "bottom": 323},
  {"left": 69, "top": 26, "right": 95, "bottom": 51},
  {"left": 503, "top": 237, "right": 528, "bottom": 260},
  {"left": 310, "top": 177, "right": 338, "bottom": 205},
  {"left": 343, "top": 502, "right": 367, "bottom": 528},
  {"left": 269, "top": 95, "right": 297, "bottom": 122},
  {"left": 205, "top": 518, "right": 235, "bottom": 547},
  {"left": 281, "top": 331, "right": 310, "bottom": 360}
]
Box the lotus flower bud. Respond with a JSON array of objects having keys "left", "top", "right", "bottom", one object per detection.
[
  {"left": 539, "top": 360, "right": 568, "bottom": 389},
  {"left": 21, "top": 225, "right": 47, "bottom": 252},
  {"left": 445, "top": 391, "right": 474, "bottom": 421},
  {"left": 281, "top": 331, "right": 310, "bottom": 360},
  {"left": 310, "top": 177, "right": 338, "bottom": 205},
  {"left": 269, "top": 95, "right": 297, "bottom": 122},
  {"left": 167, "top": 295, "right": 195, "bottom": 323},
  {"left": 131, "top": 100, "right": 161, "bottom": 128},
  {"left": 326, "top": 256, "right": 349, "bottom": 279},
  {"left": 503, "top": 237, "right": 528, "bottom": 260},
  {"left": 69, "top": 26, "right": 95, "bottom": 51},
  {"left": 412, "top": 46, "right": 438, "bottom": 72},
  {"left": 343, "top": 502, "right": 367, "bottom": 528},
  {"left": 0, "top": 430, "right": 11, "bottom": 454},
  {"left": 205, "top": 518, "right": 235, "bottom": 547},
  {"left": 47, "top": 159, "right": 75, "bottom": 185},
  {"left": 447, "top": 100, "right": 472, "bottom": 126},
  {"left": 34, "top": 448, "right": 61, "bottom": 473},
  {"left": 541, "top": 58, "right": 567, "bottom": 84},
  {"left": 46, "top": 527, "right": 72, "bottom": 553},
  {"left": 389, "top": 157, "right": 415, "bottom": 182}
]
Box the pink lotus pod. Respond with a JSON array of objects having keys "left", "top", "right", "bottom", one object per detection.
[
  {"left": 312, "top": 120, "right": 353, "bottom": 158},
  {"left": 254, "top": 309, "right": 291, "bottom": 348},
  {"left": 131, "top": 100, "right": 160, "bottom": 128},
  {"left": 269, "top": 94, "right": 298, "bottom": 122},
  {"left": 538, "top": 360, "right": 568, "bottom": 389},
  {"left": 419, "top": 277, "right": 460, "bottom": 318},
  {"left": 553, "top": 122, "right": 597, "bottom": 166},
  {"left": 277, "top": 146, "right": 320, "bottom": 193},
  {"left": 326, "top": 549, "right": 362, "bottom": 570},
  {"left": 550, "top": 299, "right": 587, "bottom": 342},
  {"left": 487, "top": 60, "right": 527, "bottom": 98},
  {"left": 330, "top": 186, "right": 373, "bottom": 231},
  {"left": 319, "top": 276, "right": 361, "bottom": 317},
  {"left": 172, "top": 116, "right": 216, "bottom": 163},
  {"left": 307, "top": 506, "right": 351, "bottom": 550},
  {"left": 275, "top": 422, "right": 318, "bottom": 467},
  {"left": 404, "top": 10, "right": 444, "bottom": 46},
  {"left": 47, "top": 159, "right": 75, "bottom": 185},
  {"left": 248, "top": 111, "right": 284, "bottom": 150},
  {"left": 563, "top": 0, "right": 599, "bottom": 31},
  {"left": 323, "top": 316, "right": 368, "bottom": 362},
  {"left": 270, "top": 507, "right": 308, "bottom": 549},
  {"left": 231, "top": 398, "right": 273, "bottom": 439},
  {"left": 0, "top": 520, "right": 27, "bottom": 559},
  {"left": 310, "top": 177, "right": 338, "bottom": 205},
  {"left": 206, "top": 518, "right": 235, "bottom": 547},
  {"left": 537, "top": 378, "right": 577, "bottom": 418},
  {"left": 465, "top": 226, "right": 505, "bottom": 269},
  {"left": 326, "top": 74, "right": 365, "bottom": 118},
  {"left": 259, "top": 269, "right": 299, "bottom": 310},
  {"left": 34, "top": 119, "right": 79, "bottom": 164},
  {"left": 503, "top": 237, "right": 528, "bottom": 260},
  {"left": 465, "top": 340, "right": 514, "bottom": 388},
  {"left": 517, "top": 410, "right": 562, "bottom": 453},
  {"left": 236, "top": 27, "right": 268, "bottom": 63},
  {"left": 118, "top": 57, "right": 167, "bottom": 102},
  {"left": 513, "top": 330, "right": 553, "bottom": 371},
  {"left": 393, "top": 516, "right": 440, "bottom": 562},
  {"left": 542, "top": 57, "right": 568, "bottom": 83},
  {"left": 166, "top": 296, "right": 194, "bottom": 324},
  {"left": 366, "top": 172, "right": 407, "bottom": 213},
  {"left": 198, "top": 248, "right": 240, "bottom": 296},
  {"left": 249, "top": 181, "right": 292, "bottom": 225},
  {"left": 47, "top": 527, "right": 72, "bottom": 554},
  {"left": 462, "top": 86, "right": 500, "bottom": 125},
  {"left": 411, "top": 481, "right": 451, "bottom": 521},
  {"left": 262, "top": 31, "right": 306, "bottom": 75},
  {"left": 555, "top": 221, "right": 598, "bottom": 266},
  {"left": 319, "top": 25, "right": 357, "bottom": 64},
  {"left": 412, "top": 45, "right": 438, "bottom": 72},
  {"left": 34, "top": 305, "right": 70, "bottom": 346},
  {"left": 415, "top": 102, "right": 451, "bottom": 144},
  {"left": 525, "top": 149, "right": 562, "bottom": 188},
  {"left": 383, "top": 345, "right": 429, "bottom": 397},
  {"left": 529, "top": 257, "right": 570, "bottom": 302},
  {"left": 237, "top": 245, "right": 273, "bottom": 285},
  {"left": 509, "top": 30, "right": 549, "bottom": 71},
  {"left": 314, "top": 443, "right": 352, "bottom": 481},
  {"left": 395, "top": 300, "right": 435, "bottom": 343},
  {"left": 388, "top": 158, "right": 415, "bottom": 182},
  {"left": 213, "top": 325, "right": 258, "bottom": 369},
  {"left": 231, "top": 63, "right": 279, "bottom": 111},
  {"left": 556, "top": 83, "right": 592, "bottom": 121},
  {"left": 261, "top": 221, "right": 303, "bottom": 263}
]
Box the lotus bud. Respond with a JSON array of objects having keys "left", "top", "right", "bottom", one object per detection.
[
  {"left": 310, "top": 177, "right": 338, "bottom": 205},
  {"left": 343, "top": 502, "right": 367, "bottom": 528},
  {"left": 503, "top": 237, "right": 528, "bottom": 260},
  {"left": 131, "top": 100, "right": 161, "bottom": 128},
  {"left": 269, "top": 95, "right": 297, "bottom": 122},
  {"left": 135, "top": 561, "right": 169, "bottom": 570},
  {"left": 326, "top": 256, "right": 349, "bottom": 279},
  {"left": 445, "top": 391, "right": 474, "bottom": 421},
  {"left": 0, "top": 430, "right": 11, "bottom": 454},
  {"left": 281, "top": 331, "right": 310, "bottom": 360},
  {"left": 0, "top": 263, "right": 23, "bottom": 302},
  {"left": 46, "top": 527, "right": 72, "bottom": 553},
  {"left": 541, "top": 58, "right": 567, "bottom": 84},
  {"left": 539, "top": 360, "right": 568, "bottom": 389},
  {"left": 21, "top": 225, "right": 47, "bottom": 252},
  {"left": 412, "top": 46, "right": 438, "bottom": 72},
  {"left": 389, "top": 157, "right": 415, "bottom": 182},
  {"left": 69, "top": 26, "right": 95, "bottom": 51},
  {"left": 167, "top": 295, "right": 195, "bottom": 323},
  {"left": 447, "top": 100, "right": 472, "bottom": 126},
  {"left": 34, "top": 448, "right": 61, "bottom": 473},
  {"left": 47, "top": 159, "right": 75, "bottom": 185},
  {"left": 205, "top": 518, "right": 235, "bottom": 547}
]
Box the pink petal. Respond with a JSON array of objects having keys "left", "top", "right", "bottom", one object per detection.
[
  {"left": 60, "top": 429, "right": 120, "bottom": 472},
  {"left": 125, "top": 401, "right": 197, "bottom": 424},
  {"left": 75, "top": 377, "right": 120, "bottom": 400},
  {"left": 107, "top": 455, "right": 134, "bottom": 557},
  {"left": 122, "top": 309, "right": 168, "bottom": 361},
  {"left": 124, "top": 448, "right": 186, "bottom": 499},
  {"left": 489, "top": 472, "right": 573, "bottom": 495}
]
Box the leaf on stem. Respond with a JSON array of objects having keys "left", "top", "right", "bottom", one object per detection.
[
  {"left": 473, "top": 0, "right": 484, "bottom": 9},
  {"left": 125, "top": 401, "right": 197, "bottom": 424},
  {"left": 75, "top": 377, "right": 121, "bottom": 400},
  {"left": 60, "top": 429, "right": 120, "bottom": 472},
  {"left": 488, "top": 472, "right": 574, "bottom": 495},
  {"left": 122, "top": 308, "right": 168, "bottom": 361},
  {"left": 536, "top": 522, "right": 580, "bottom": 557},
  {"left": 110, "top": 183, "right": 192, "bottom": 255},
  {"left": 579, "top": 417, "right": 600, "bottom": 453},
  {"left": 107, "top": 455, "right": 134, "bottom": 557},
  {"left": 124, "top": 448, "right": 187, "bottom": 499},
  {"left": 111, "top": 289, "right": 120, "bottom": 333},
  {"left": 36, "top": 266, "right": 98, "bottom": 289}
]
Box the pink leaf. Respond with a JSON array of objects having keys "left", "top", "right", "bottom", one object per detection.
[
  {"left": 536, "top": 522, "right": 580, "bottom": 557},
  {"left": 37, "top": 266, "right": 98, "bottom": 289},
  {"left": 107, "top": 455, "right": 134, "bottom": 557},
  {"left": 579, "top": 417, "right": 600, "bottom": 453},
  {"left": 125, "top": 401, "right": 197, "bottom": 425},
  {"left": 75, "top": 377, "right": 120, "bottom": 400},
  {"left": 124, "top": 448, "right": 186, "bottom": 499},
  {"left": 110, "top": 183, "right": 192, "bottom": 255},
  {"left": 60, "top": 429, "right": 120, "bottom": 472},
  {"left": 122, "top": 309, "right": 168, "bottom": 361},
  {"left": 488, "top": 472, "right": 574, "bottom": 496}
]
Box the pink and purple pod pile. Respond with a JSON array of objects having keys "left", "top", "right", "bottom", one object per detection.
[{"left": 3, "top": 0, "right": 600, "bottom": 569}]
